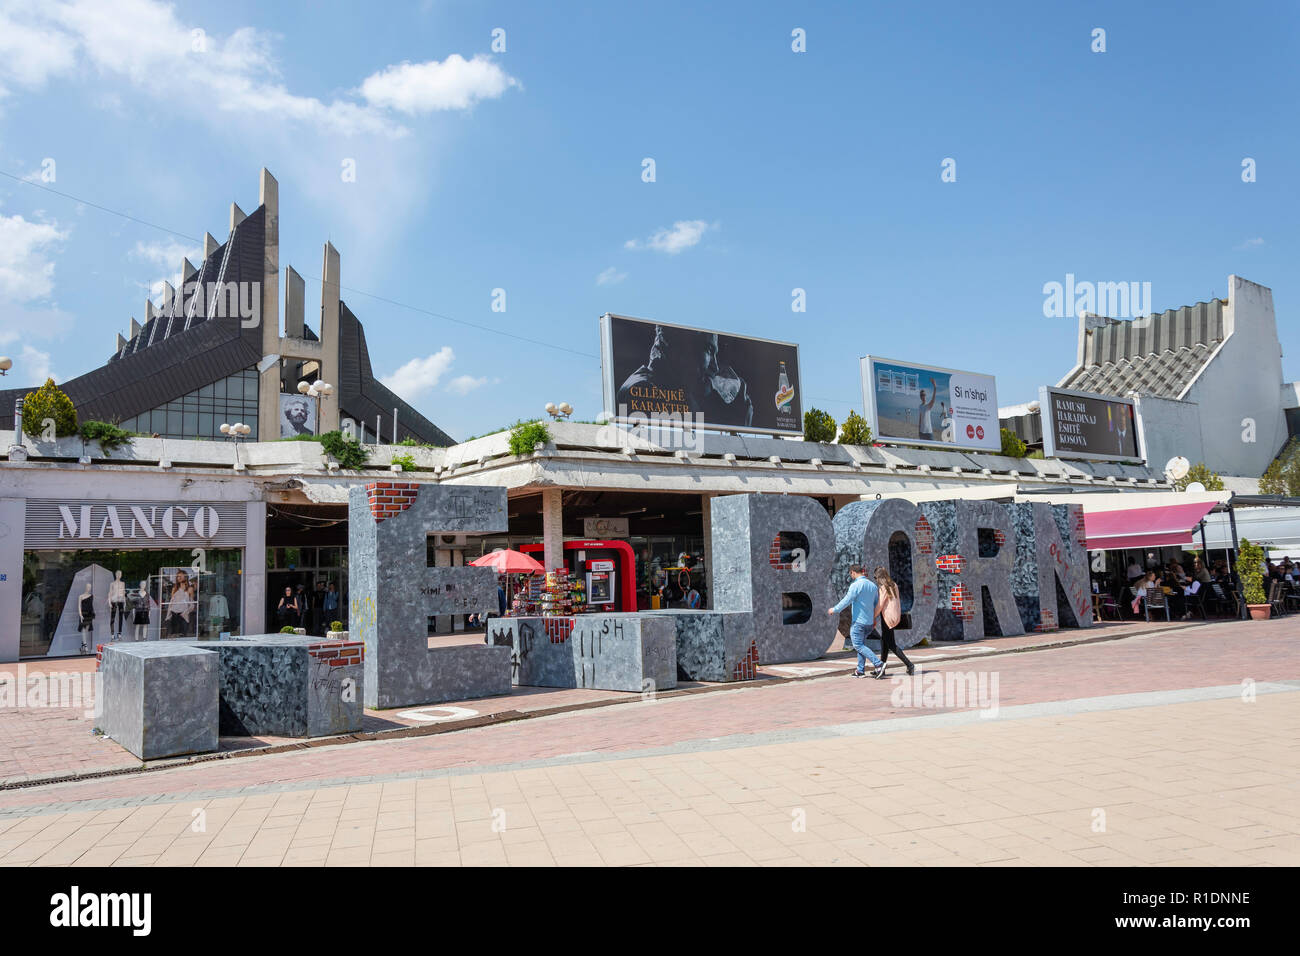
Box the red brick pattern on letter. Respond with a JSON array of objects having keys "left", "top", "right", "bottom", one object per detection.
[
  {"left": 365, "top": 481, "right": 420, "bottom": 523},
  {"left": 732, "top": 640, "right": 759, "bottom": 681},
  {"left": 309, "top": 640, "right": 365, "bottom": 666},
  {"left": 950, "top": 584, "right": 975, "bottom": 621},
  {"left": 1037, "top": 608, "right": 1058, "bottom": 631},
  {"left": 95, "top": 644, "right": 104, "bottom": 671},
  {"left": 936, "top": 554, "right": 965, "bottom": 574},
  {"left": 545, "top": 618, "right": 573, "bottom": 643},
  {"left": 914, "top": 516, "right": 933, "bottom": 554},
  {"left": 769, "top": 533, "right": 793, "bottom": 571},
  {"left": 993, "top": 529, "right": 1006, "bottom": 549}
]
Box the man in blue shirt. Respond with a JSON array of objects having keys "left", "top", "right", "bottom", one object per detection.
[{"left": 828, "top": 564, "right": 886, "bottom": 678}]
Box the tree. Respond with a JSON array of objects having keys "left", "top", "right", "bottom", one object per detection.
[
  {"left": 837, "top": 409, "right": 873, "bottom": 445},
  {"left": 21, "top": 378, "right": 78, "bottom": 438},
  {"left": 1259, "top": 439, "right": 1300, "bottom": 496},
  {"left": 1174, "top": 462, "right": 1224, "bottom": 492},
  {"left": 1237, "top": 538, "right": 1266, "bottom": 606},
  {"left": 999, "top": 427, "right": 1027, "bottom": 459},
  {"left": 802, "top": 408, "right": 837, "bottom": 444}
]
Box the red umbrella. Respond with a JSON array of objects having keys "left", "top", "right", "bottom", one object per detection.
[{"left": 470, "top": 549, "right": 544, "bottom": 574}]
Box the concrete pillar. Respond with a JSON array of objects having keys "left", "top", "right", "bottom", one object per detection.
[
  {"left": 701, "top": 493, "right": 715, "bottom": 609},
  {"left": 318, "top": 242, "right": 342, "bottom": 433},
  {"left": 284, "top": 266, "right": 305, "bottom": 338},
  {"left": 242, "top": 501, "right": 266, "bottom": 636},
  {"left": 145, "top": 300, "right": 156, "bottom": 322},
  {"left": 0, "top": 498, "right": 24, "bottom": 663},
  {"left": 161, "top": 281, "right": 176, "bottom": 317},
  {"left": 115, "top": 332, "right": 126, "bottom": 352},
  {"left": 541, "top": 488, "right": 564, "bottom": 572},
  {"left": 130, "top": 317, "right": 140, "bottom": 338},
  {"left": 256, "top": 169, "right": 281, "bottom": 443},
  {"left": 229, "top": 202, "right": 246, "bottom": 233},
  {"left": 203, "top": 232, "right": 218, "bottom": 261}
]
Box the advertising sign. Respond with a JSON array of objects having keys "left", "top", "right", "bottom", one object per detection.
[
  {"left": 600, "top": 313, "right": 802, "bottom": 435},
  {"left": 279, "top": 392, "right": 317, "bottom": 438},
  {"left": 1039, "top": 386, "right": 1144, "bottom": 463},
  {"left": 583, "top": 517, "right": 629, "bottom": 538},
  {"left": 860, "top": 356, "right": 999, "bottom": 451}
]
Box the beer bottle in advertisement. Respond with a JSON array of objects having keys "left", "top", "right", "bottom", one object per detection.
[{"left": 776, "top": 361, "right": 794, "bottom": 413}]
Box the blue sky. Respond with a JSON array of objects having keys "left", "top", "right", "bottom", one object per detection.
[{"left": 1, "top": 0, "right": 1296, "bottom": 440}]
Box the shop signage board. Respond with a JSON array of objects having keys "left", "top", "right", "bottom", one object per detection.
[
  {"left": 582, "top": 517, "right": 628, "bottom": 537},
  {"left": 1038, "top": 385, "right": 1145, "bottom": 463},
  {"left": 600, "top": 313, "right": 803, "bottom": 436},
  {"left": 860, "top": 355, "right": 1000, "bottom": 452},
  {"left": 25, "top": 500, "right": 248, "bottom": 549}
]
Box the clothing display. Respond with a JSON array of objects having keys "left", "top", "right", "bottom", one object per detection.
[
  {"left": 132, "top": 591, "right": 150, "bottom": 625},
  {"left": 109, "top": 601, "right": 127, "bottom": 635},
  {"left": 77, "top": 592, "right": 95, "bottom": 631}
]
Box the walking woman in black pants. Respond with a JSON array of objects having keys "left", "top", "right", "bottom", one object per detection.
[{"left": 873, "top": 566, "right": 915, "bottom": 676}]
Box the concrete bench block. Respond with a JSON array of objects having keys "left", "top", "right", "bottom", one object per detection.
[
  {"left": 97, "top": 642, "right": 218, "bottom": 760},
  {"left": 210, "top": 635, "right": 365, "bottom": 737},
  {"left": 415, "top": 643, "right": 514, "bottom": 705},
  {"left": 488, "top": 615, "right": 677, "bottom": 692},
  {"left": 648, "top": 610, "right": 759, "bottom": 682}
]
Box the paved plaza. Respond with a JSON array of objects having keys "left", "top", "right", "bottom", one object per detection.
[{"left": 0, "top": 617, "right": 1295, "bottom": 866}]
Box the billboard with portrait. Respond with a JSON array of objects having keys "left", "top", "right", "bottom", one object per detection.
[
  {"left": 279, "top": 392, "right": 317, "bottom": 438},
  {"left": 1039, "top": 386, "right": 1144, "bottom": 463},
  {"left": 861, "top": 356, "right": 1000, "bottom": 451},
  {"left": 600, "top": 313, "right": 802, "bottom": 435}
]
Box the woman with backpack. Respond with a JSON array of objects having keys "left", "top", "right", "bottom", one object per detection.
[{"left": 873, "top": 566, "right": 915, "bottom": 677}]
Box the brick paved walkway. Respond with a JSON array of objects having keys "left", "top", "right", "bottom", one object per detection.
[
  {"left": 0, "top": 616, "right": 1294, "bottom": 865},
  {"left": 0, "top": 619, "right": 1193, "bottom": 785}
]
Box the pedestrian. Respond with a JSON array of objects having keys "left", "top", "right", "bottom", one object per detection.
[
  {"left": 322, "top": 582, "right": 340, "bottom": 629},
  {"left": 873, "top": 566, "right": 914, "bottom": 676},
  {"left": 276, "top": 586, "right": 296, "bottom": 629},
  {"left": 294, "top": 584, "right": 309, "bottom": 629},
  {"left": 827, "top": 564, "right": 885, "bottom": 679}
]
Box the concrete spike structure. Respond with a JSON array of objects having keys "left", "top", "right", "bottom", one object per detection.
[
  {"left": 115, "top": 332, "right": 126, "bottom": 352},
  {"left": 161, "top": 282, "right": 176, "bottom": 318},
  {"left": 203, "top": 232, "right": 218, "bottom": 260},
  {"left": 129, "top": 317, "right": 140, "bottom": 338},
  {"left": 284, "top": 265, "right": 305, "bottom": 338},
  {"left": 145, "top": 300, "right": 156, "bottom": 321},
  {"left": 182, "top": 257, "right": 197, "bottom": 282},
  {"left": 256, "top": 168, "right": 281, "bottom": 442},
  {"left": 229, "top": 201, "right": 246, "bottom": 232},
  {"left": 317, "top": 241, "right": 341, "bottom": 433}
]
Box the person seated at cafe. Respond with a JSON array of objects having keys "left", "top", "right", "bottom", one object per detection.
[
  {"left": 1192, "top": 557, "right": 1212, "bottom": 585},
  {"left": 1125, "top": 558, "right": 1144, "bottom": 583}
]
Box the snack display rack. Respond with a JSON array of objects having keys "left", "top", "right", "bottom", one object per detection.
[{"left": 540, "top": 569, "right": 574, "bottom": 617}]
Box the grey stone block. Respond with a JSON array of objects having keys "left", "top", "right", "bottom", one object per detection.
[
  {"left": 646, "top": 610, "right": 758, "bottom": 682},
  {"left": 487, "top": 614, "right": 678, "bottom": 692},
  {"left": 831, "top": 498, "right": 937, "bottom": 651},
  {"left": 1009, "top": 502, "right": 1094, "bottom": 631},
  {"left": 98, "top": 642, "right": 218, "bottom": 760},
  {"left": 710, "top": 493, "right": 835, "bottom": 663},
  {"left": 209, "top": 635, "right": 364, "bottom": 737},
  {"left": 348, "top": 482, "right": 512, "bottom": 708}
]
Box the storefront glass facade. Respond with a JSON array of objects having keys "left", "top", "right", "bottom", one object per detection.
[
  {"left": 20, "top": 547, "right": 244, "bottom": 657},
  {"left": 118, "top": 367, "right": 260, "bottom": 440},
  {"left": 266, "top": 545, "right": 348, "bottom": 635}
]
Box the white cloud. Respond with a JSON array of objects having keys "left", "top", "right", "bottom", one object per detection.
[
  {"left": 381, "top": 346, "right": 455, "bottom": 400},
  {"left": 360, "top": 54, "right": 518, "bottom": 113},
  {"left": 0, "top": 213, "right": 68, "bottom": 300},
  {"left": 1236, "top": 237, "right": 1265, "bottom": 250},
  {"left": 446, "top": 374, "right": 488, "bottom": 395},
  {"left": 624, "top": 219, "right": 715, "bottom": 255},
  {"left": 596, "top": 266, "right": 627, "bottom": 286},
  {"left": 131, "top": 238, "right": 201, "bottom": 273},
  {"left": 0, "top": 7, "right": 77, "bottom": 89},
  {"left": 15, "top": 344, "right": 53, "bottom": 382}
]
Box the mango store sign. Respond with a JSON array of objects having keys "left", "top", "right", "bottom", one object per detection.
[{"left": 23, "top": 500, "right": 247, "bottom": 548}]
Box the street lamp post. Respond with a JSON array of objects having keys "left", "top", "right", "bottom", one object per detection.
[{"left": 298, "top": 380, "right": 334, "bottom": 434}]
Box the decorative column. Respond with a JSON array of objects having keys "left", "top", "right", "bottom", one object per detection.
[{"left": 541, "top": 488, "right": 564, "bottom": 572}]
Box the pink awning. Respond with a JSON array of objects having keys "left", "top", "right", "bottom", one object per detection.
[{"left": 1083, "top": 501, "right": 1217, "bottom": 551}]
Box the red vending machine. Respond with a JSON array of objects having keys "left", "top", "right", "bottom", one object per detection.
[{"left": 520, "top": 540, "right": 637, "bottom": 612}]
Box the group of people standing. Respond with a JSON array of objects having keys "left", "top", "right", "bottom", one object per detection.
[
  {"left": 829, "top": 564, "right": 915, "bottom": 679},
  {"left": 276, "top": 580, "right": 341, "bottom": 635}
]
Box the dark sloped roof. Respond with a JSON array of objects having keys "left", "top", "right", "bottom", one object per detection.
[
  {"left": 338, "top": 301, "right": 454, "bottom": 446},
  {"left": 0, "top": 207, "right": 267, "bottom": 430}
]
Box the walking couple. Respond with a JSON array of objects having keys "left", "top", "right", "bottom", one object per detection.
[{"left": 827, "top": 565, "right": 914, "bottom": 679}]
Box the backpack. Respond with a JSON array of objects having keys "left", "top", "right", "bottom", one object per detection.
[{"left": 883, "top": 587, "right": 901, "bottom": 629}]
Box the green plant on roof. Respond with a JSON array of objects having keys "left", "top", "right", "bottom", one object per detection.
[
  {"left": 22, "top": 379, "right": 78, "bottom": 438},
  {"left": 319, "top": 430, "right": 370, "bottom": 469},
  {"left": 1174, "top": 462, "right": 1224, "bottom": 492},
  {"left": 802, "top": 408, "right": 837, "bottom": 444},
  {"left": 836, "top": 410, "right": 872, "bottom": 446},
  {"left": 391, "top": 452, "right": 417, "bottom": 472},
  {"left": 508, "top": 420, "right": 551, "bottom": 457},
  {"left": 78, "top": 420, "right": 133, "bottom": 452},
  {"left": 999, "top": 427, "right": 1027, "bottom": 459}
]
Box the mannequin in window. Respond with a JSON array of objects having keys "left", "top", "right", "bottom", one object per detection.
[
  {"left": 108, "top": 570, "right": 127, "bottom": 641},
  {"left": 132, "top": 580, "right": 151, "bottom": 641},
  {"left": 77, "top": 581, "right": 95, "bottom": 653}
]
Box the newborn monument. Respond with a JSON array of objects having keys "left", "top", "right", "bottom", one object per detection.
[{"left": 349, "top": 483, "right": 1092, "bottom": 709}]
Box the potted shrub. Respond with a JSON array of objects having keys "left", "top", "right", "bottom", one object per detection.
[
  {"left": 1238, "top": 539, "right": 1270, "bottom": 620},
  {"left": 330, "top": 620, "right": 348, "bottom": 639}
]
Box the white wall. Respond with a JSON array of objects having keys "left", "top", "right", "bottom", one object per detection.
[
  {"left": 1136, "top": 395, "right": 1204, "bottom": 477},
  {"left": 1183, "top": 276, "right": 1288, "bottom": 476}
]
